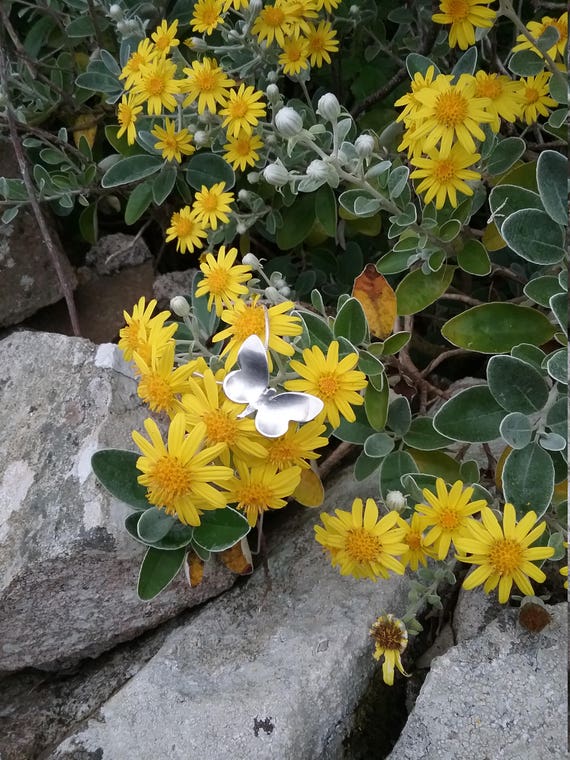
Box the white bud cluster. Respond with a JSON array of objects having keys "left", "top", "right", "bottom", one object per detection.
[
  {"left": 170, "top": 296, "right": 191, "bottom": 318},
  {"left": 263, "top": 160, "right": 290, "bottom": 187},
  {"left": 385, "top": 490, "right": 407, "bottom": 512},
  {"left": 193, "top": 130, "right": 210, "bottom": 147},
  {"left": 317, "top": 93, "right": 341, "bottom": 122},
  {"left": 355, "top": 134, "right": 375, "bottom": 159},
  {"left": 274, "top": 106, "right": 304, "bottom": 138}
]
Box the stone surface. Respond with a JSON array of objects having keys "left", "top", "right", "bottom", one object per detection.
[
  {"left": 0, "top": 141, "right": 77, "bottom": 328},
  {"left": 153, "top": 269, "right": 195, "bottom": 311},
  {"left": 452, "top": 587, "right": 504, "bottom": 644},
  {"left": 85, "top": 233, "right": 151, "bottom": 275},
  {"left": 388, "top": 603, "right": 567, "bottom": 760},
  {"left": 49, "top": 470, "right": 409, "bottom": 760},
  {"left": 0, "top": 330, "right": 235, "bottom": 672}
]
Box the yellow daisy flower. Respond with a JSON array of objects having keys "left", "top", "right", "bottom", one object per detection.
[
  {"left": 251, "top": 1, "right": 295, "bottom": 47},
  {"left": 151, "top": 19, "right": 180, "bottom": 55},
  {"left": 132, "top": 413, "right": 233, "bottom": 526},
  {"left": 473, "top": 71, "right": 523, "bottom": 132},
  {"left": 228, "top": 460, "right": 302, "bottom": 526},
  {"left": 432, "top": 0, "right": 496, "bottom": 50},
  {"left": 119, "top": 39, "right": 158, "bottom": 90},
  {"left": 410, "top": 143, "right": 481, "bottom": 209},
  {"left": 219, "top": 84, "right": 267, "bottom": 137},
  {"left": 314, "top": 498, "right": 407, "bottom": 580},
  {"left": 182, "top": 368, "right": 268, "bottom": 466},
  {"left": 512, "top": 12, "right": 568, "bottom": 61},
  {"left": 370, "top": 614, "right": 410, "bottom": 686},
  {"left": 133, "top": 56, "right": 180, "bottom": 115},
  {"left": 264, "top": 419, "right": 328, "bottom": 471},
  {"left": 212, "top": 296, "right": 303, "bottom": 369},
  {"left": 223, "top": 130, "right": 263, "bottom": 171},
  {"left": 133, "top": 341, "right": 197, "bottom": 416},
  {"left": 181, "top": 57, "right": 235, "bottom": 114},
  {"left": 314, "top": 0, "right": 340, "bottom": 11},
  {"left": 518, "top": 72, "right": 558, "bottom": 125},
  {"left": 223, "top": 0, "right": 250, "bottom": 9},
  {"left": 191, "top": 0, "right": 224, "bottom": 35},
  {"left": 151, "top": 119, "right": 195, "bottom": 163},
  {"left": 395, "top": 66, "right": 451, "bottom": 126},
  {"left": 287, "top": 0, "right": 319, "bottom": 36},
  {"left": 455, "top": 502, "right": 556, "bottom": 603},
  {"left": 195, "top": 245, "right": 252, "bottom": 316},
  {"left": 415, "top": 478, "right": 487, "bottom": 560},
  {"left": 278, "top": 36, "right": 310, "bottom": 76},
  {"left": 411, "top": 74, "right": 493, "bottom": 156},
  {"left": 165, "top": 206, "right": 208, "bottom": 254},
  {"left": 305, "top": 20, "right": 339, "bottom": 67},
  {"left": 116, "top": 92, "right": 143, "bottom": 145},
  {"left": 396, "top": 512, "right": 438, "bottom": 571},
  {"left": 285, "top": 341, "right": 367, "bottom": 430},
  {"left": 118, "top": 297, "right": 175, "bottom": 363},
  {"left": 191, "top": 181, "right": 235, "bottom": 231}
]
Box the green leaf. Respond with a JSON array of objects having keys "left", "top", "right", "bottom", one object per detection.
[
  {"left": 381, "top": 331, "right": 411, "bottom": 355},
  {"left": 511, "top": 343, "right": 546, "bottom": 370},
  {"left": 388, "top": 166, "right": 409, "bottom": 199},
  {"left": 137, "top": 547, "right": 186, "bottom": 600},
  {"left": 334, "top": 404, "right": 376, "bottom": 443},
  {"left": 433, "top": 386, "right": 504, "bottom": 442},
  {"left": 339, "top": 189, "right": 381, "bottom": 218},
  {"left": 137, "top": 508, "right": 175, "bottom": 543},
  {"left": 499, "top": 412, "right": 533, "bottom": 450},
  {"left": 396, "top": 265, "right": 455, "bottom": 316},
  {"left": 441, "top": 303, "right": 555, "bottom": 353},
  {"left": 407, "top": 449, "right": 461, "bottom": 482},
  {"left": 501, "top": 209, "right": 565, "bottom": 265},
  {"left": 295, "top": 310, "right": 333, "bottom": 352},
  {"left": 452, "top": 47, "right": 477, "bottom": 78},
  {"left": 379, "top": 451, "right": 418, "bottom": 498},
  {"left": 76, "top": 71, "right": 121, "bottom": 93},
  {"left": 91, "top": 449, "right": 150, "bottom": 510},
  {"left": 333, "top": 297, "right": 367, "bottom": 345},
  {"left": 67, "top": 16, "right": 95, "bottom": 37},
  {"left": 364, "top": 380, "right": 389, "bottom": 431},
  {"left": 101, "top": 156, "right": 163, "bottom": 188},
  {"left": 364, "top": 432, "right": 395, "bottom": 458},
  {"left": 354, "top": 451, "right": 381, "bottom": 481},
  {"left": 485, "top": 137, "right": 526, "bottom": 176},
  {"left": 276, "top": 194, "right": 316, "bottom": 249},
  {"left": 508, "top": 50, "right": 545, "bottom": 77},
  {"left": 487, "top": 355, "right": 549, "bottom": 413},
  {"left": 358, "top": 350, "right": 384, "bottom": 376},
  {"left": 539, "top": 432, "right": 566, "bottom": 451},
  {"left": 524, "top": 276, "right": 562, "bottom": 307},
  {"left": 459, "top": 459, "right": 480, "bottom": 484},
  {"left": 406, "top": 54, "right": 440, "bottom": 78},
  {"left": 152, "top": 165, "right": 177, "bottom": 205},
  {"left": 186, "top": 153, "right": 235, "bottom": 191},
  {"left": 550, "top": 292, "right": 568, "bottom": 334},
  {"left": 314, "top": 185, "right": 337, "bottom": 237},
  {"left": 193, "top": 506, "right": 250, "bottom": 552},
  {"left": 386, "top": 396, "right": 411, "bottom": 436},
  {"left": 488, "top": 185, "right": 544, "bottom": 232},
  {"left": 79, "top": 203, "right": 98, "bottom": 244},
  {"left": 457, "top": 239, "right": 491, "bottom": 276},
  {"left": 105, "top": 125, "right": 143, "bottom": 157},
  {"left": 438, "top": 219, "right": 461, "bottom": 242},
  {"left": 546, "top": 398, "right": 567, "bottom": 438},
  {"left": 546, "top": 348, "right": 568, "bottom": 384},
  {"left": 502, "top": 443, "right": 555, "bottom": 518},
  {"left": 536, "top": 150, "right": 567, "bottom": 226},
  {"left": 403, "top": 417, "right": 454, "bottom": 451},
  {"left": 377, "top": 249, "right": 415, "bottom": 275},
  {"left": 124, "top": 181, "right": 153, "bottom": 225}
]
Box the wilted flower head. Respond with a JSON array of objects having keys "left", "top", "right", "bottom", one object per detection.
[{"left": 370, "top": 614, "right": 410, "bottom": 686}]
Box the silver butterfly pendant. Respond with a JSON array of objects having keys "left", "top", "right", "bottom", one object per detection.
[{"left": 222, "top": 334, "right": 324, "bottom": 438}]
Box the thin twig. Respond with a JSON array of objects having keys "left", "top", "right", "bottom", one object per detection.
[
  {"left": 397, "top": 316, "right": 451, "bottom": 401},
  {"left": 318, "top": 442, "right": 357, "bottom": 481},
  {"left": 420, "top": 348, "right": 471, "bottom": 378},
  {"left": 0, "top": 44, "right": 81, "bottom": 336},
  {"left": 439, "top": 292, "right": 483, "bottom": 307},
  {"left": 490, "top": 264, "right": 527, "bottom": 285}
]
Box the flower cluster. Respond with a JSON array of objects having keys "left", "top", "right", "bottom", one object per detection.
[
  {"left": 166, "top": 182, "right": 235, "bottom": 254},
  {"left": 315, "top": 479, "right": 555, "bottom": 684},
  {"left": 432, "top": 0, "right": 496, "bottom": 50},
  {"left": 118, "top": 245, "right": 369, "bottom": 528}
]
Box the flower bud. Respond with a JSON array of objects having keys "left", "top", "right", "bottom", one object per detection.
[
  {"left": 238, "top": 189, "right": 250, "bottom": 202},
  {"left": 170, "top": 296, "right": 191, "bottom": 318},
  {"left": 264, "top": 286, "right": 280, "bottom": 302},
  {"left": 317, "top": 93, "right": 341, "bottom": 122},
  {"left": 385, "top": 490, "right": 407, "bottom": 512},
  {"left": 193, "top": 130, "right": 209, "bottom": 147},
  {"left": 109, "top": 4, "right": 123, "bottom": 20},
  {"left": 349, "top": 4, "right": 360, "bottom": 15},
  {"left": 355, "top": 134, "right": 375, "bottom": 159},
  {"left": 242, "top": 253, "right": 262, "bottom": 269},
  {"left": 186, "top": 36, "right": 209, "bottom": 52},
  {"left": 274, "top": 106, "right": 304, "bottom": 138},
  {"left": 236, "top": 222, "right": 248, "bottom": 234},
  {"left": 306, "top": 159, "right": 330, "bottom": 181},
  {"left": 280, "top": 286, "right": 291, "bottom": 298},
  {"left": 267, "top": 70, "right": 279, "bottom": 83},
  {"left": 263, "top": 160, "right": 290, "bottom": 187},
  {"left": 247, "top": 172, "right": 260, "bottom": 183},
  {"left": 273, "top": 277, "right": 286, "bottom": 289},
  {"left": 116, "top": 19, "right": 130, "bottom": 36},
  {"left": 249, "top": 0, "right": 263, "bottom": 14},
  {"left": 265, "top": 84, "right": 280, "bottom": 102}
]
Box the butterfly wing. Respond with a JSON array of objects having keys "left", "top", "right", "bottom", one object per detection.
[
  {"left": 254, "top": 392, "right": 324, "bottom": 438},
  {"left": 222, "top": 334, "right": 269, "bottom": 406}
]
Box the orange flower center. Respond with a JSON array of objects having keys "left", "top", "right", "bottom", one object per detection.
[
  {"left": 434, "top": 90, "right": 468, "bottom": 127},
  {"left": 286, "top": 44, "right": 303, "bottom": 62},
  {"left": 525, "top": 87, "right": 540, "bottom": 104},
  {"left": 174, "top": 216, "right": 195, "bottom": 237},
  {"left": 234, "top": 137, "right": 252, "bottom": 155},
  {"left": 154, "top": 36, "right": 171, "bottom": 52},
  {"left": 308, "top": 33, "right": 325, "bottom": 52},
  {"left": 207, "top": 267, "right": 230, "bottom": 294},
  {"left": 199, "top": 192, "right": 220, "bottom": 212},
  {"left": 198, "top": 7, "right": 220, "bottom": 25},
  {"left": 437, "top": 507, "right": 460, "bottom": 531},
  {"left": 196, "top": 71, "right": 216, "bottom": 91},
  {"left": 317, "top": 373, "right": 340, "bottom": 399},
  {"left": 151, "top": 455, "right": 193, "bottom": 498},
  {"left": 262, "top": 6, "right": 286, "bottom": 26},
  {"left": 229, "top": 99, "right": 249, "bottom": 118},
  {"left": 139, "top": 373, "right": 175, "bottom": 411},
  {"left": 237, "top": 482, "right": 273, "bottom": 509},
  {"left": 268, "top": 439, "right": 297, "bottom": 468},
  {"left": 147, "top": 75, "right": 166, "bottom": 96},
  {"left": 447, "top": 0, "right": 470, "bottom": 21},
  {"left": 433, "top": 158, "right": 457, "bottom": 183},
  {"left": 345, "top": 527, "right": 381, "bottom": 562},
  {"left": 233, "top": 305, "right": 266, "bottom": 341},
  {"left": 475, "top": 77, "right": 503, "bottom": 100},
  {"left": 489, "top": 538, "right": 523, "bottom": 575},
  {"left": 203, "top": 409, "right": 237, "bottom": 445},
  {"left": 405, "top": 531, "right": 422, "bottom": 551}
]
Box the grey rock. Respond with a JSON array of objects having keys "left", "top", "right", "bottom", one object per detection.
[
  {"left": 85, "top": 233, "right": 151, "bottom": 275},
  {"left": 0, "top": 142, "right": 77, "bottom": 328},
  {"left": 452, "top": 587, "right": 504, "bottom": 644},
  {"left": 389, "top": 603, "right": 567, "bottom": 760},
  {"left": 0, "top": 331, "right": 235, "bottom": 672},
  {"left": 49, "top": 469, "right": 409, "bottom": 760},
  {"left": 153, "top": 270, "right": 196, "bottom": 311}
]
